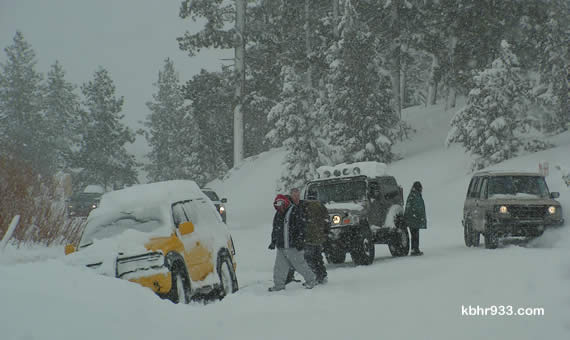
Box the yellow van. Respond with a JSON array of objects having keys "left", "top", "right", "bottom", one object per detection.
[{"left": 65, "top": 180, "right": 238, "bottom": 303}]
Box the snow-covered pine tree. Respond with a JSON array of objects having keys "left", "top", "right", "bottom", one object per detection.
[
  {"left": 42, "top": 61, "right": 82, "bottom": 172},
  {"left": 0, "top": 32, "right": 52, "bottom": 175},
  {"left": 74, "top": 67, "right": 138, "bottom": 190},
  {"left": 320, "top": 0, "right": 397, "bottom": 164},
  {"left": 143, "top": 58, "right": 193, "bottom": 182},
  {"left": 181, "top": 69, "right": 230, "bottom": 186},
  {"left": 266, "top": 65, "right": 326, "bottom": 192},
  {"left": 535, "top": 0, "right": 569, "bottom": 132},
  {"left": 447, "top": 40, "right": 551, "bottom": 170}
]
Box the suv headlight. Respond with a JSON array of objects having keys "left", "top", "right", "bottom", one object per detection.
[
  {"left": 219, "top": 206, "right": 225, "bottom": 213},
  {"left": 332, "top": 215, "right": 341, "bottom": 224},
  {"left": 548, "top": 206, "right": 556, "bottom": 215},
  {"left": 498, "top": 205, "right": 508, "bottom": 214}
]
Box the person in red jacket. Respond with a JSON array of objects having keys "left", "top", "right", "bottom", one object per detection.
[{"left": 268, "top": 194, "right": 317, "bottom": 291}]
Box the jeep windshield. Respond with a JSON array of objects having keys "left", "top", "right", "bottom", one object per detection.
[
  {"left": 307, "top": 181, "right": 366, "bottom": 203},
  {"left": 80, "top": 211, "right": 165, "bottom": 247},
  {"left": 488, "top": 176, "right": 549, "bottom": 199}
]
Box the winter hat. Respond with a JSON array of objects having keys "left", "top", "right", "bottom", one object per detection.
[
  {"left": 412, "top": 181, "right": 423, "bottom": 192},
  {"left": 273, "top": 194, "right": 291, "bottom": 212}
]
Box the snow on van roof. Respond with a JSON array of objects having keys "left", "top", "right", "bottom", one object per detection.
[
  {"left": 316, "top": 161, "right": 388, "bottom": 180},
  {"left": 88, "top": 180, "right": 204, "bottom": 221}
]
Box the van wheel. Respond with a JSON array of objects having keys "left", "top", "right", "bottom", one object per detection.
[
  {"left": 169, "top": 265, "right": 191, "bottom": 304},
  {"left": 217, "top": 254, "right": 239, "bottom": 299},
  {"left": 325, "top": 247, "right": 346, "bottom": 264},
  {"left": 351, "top": 228, "right": 375, "bottom": 265}
]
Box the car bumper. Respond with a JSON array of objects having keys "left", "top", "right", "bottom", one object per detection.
[
  {"left": 115, "top": 252, "right": 172, "bottom": 294},
  {"left": 490, "top": 218, "right": 564, "bottom": 236}
]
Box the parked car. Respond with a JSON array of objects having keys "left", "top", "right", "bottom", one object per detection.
[
  {"left": 202, "top": 188, "right": 228, "bottom": 223},
  {"left": 67, "top": 185, "right": 105, "bottom": 217},
  {"left": 64, "top": 180, "right": 238, "bottom": 303},
  {"left": 462, "top": 171, "right": 564, "bottom": 249},
  {"left": 303, "top": 162, "right": 409, "bottom": 265}
]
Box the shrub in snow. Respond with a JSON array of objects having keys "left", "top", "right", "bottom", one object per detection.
[
  {"left": 0, "top": 153, "right": 84, "bottom": 246},
  {"left": 447, "top": 40, "right": 552, "bottom": 170}
]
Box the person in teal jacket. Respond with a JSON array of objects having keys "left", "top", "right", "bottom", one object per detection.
[{"left": 404, "top": 181, "right": 426, "bottom": 256}]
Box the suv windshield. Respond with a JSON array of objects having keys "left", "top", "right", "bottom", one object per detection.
[
  {"left": 80, "top": 214, "right": 164, "bottom": 246},
  {"left": 203, "top": 191, "right": 220, "bottom": 201},
  {"left": 307, "top": 181, "right": 366, "bottom": 203},
  {"left": 488, "top": 176, "right": 549, "bottom": 198}
]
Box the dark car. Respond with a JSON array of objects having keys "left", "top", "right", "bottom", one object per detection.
[
  {"left": 202, "top": 188, "right": 228, "bottom": 223},
  {"left": 67, "top": 192, "right": 102, "bottom": 217},
  {"left": 462, "top": 171, "right": 564, "bottom": 249},
  {"left": 303, "top": 162, "right": 409, "bottom": 265}
]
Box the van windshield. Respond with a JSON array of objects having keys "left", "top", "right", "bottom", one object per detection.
[
  {"left": 488, "top": 176, "right": 549, "bottom": 199},
  {"left": 306, "top": 181, "right": 366, "bottom": 203}
]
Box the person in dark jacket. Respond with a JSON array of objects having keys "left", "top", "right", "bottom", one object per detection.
[
  {"left": 268, "top": 194, "right": 317, "bottom": 291},
  {"left": 404, "top": 181, "right": 427, "bottom": 256},
  {"left": 302, "top": 199, "right": 330, "bottom": 284}
]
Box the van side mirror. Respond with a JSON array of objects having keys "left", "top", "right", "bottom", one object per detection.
[
  {"left": 64, "top": 244, "right": 76, "bottom": 255},
  {"left": 550, "top": 192, "right": 560, "bottom": 199},
  {"left": 221, "top": 198, "right": 228, "bottom": 203},
  {"left": 179, "top": 221, "right": 195, "bottom": 235}
]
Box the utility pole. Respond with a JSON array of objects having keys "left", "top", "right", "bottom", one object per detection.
[{"left": 233, "top": 0, "right": 246, "bottom": 167}]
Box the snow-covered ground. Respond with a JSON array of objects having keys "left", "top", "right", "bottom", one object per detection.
[{"left": 1, "top": 103, "right": 569, "bottom": 340}]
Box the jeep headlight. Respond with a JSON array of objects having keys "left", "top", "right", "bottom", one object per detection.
[
  {"left": 548, "top": 206, "right": 556, "bottom": 215},
  {"left": 499, "top": 206, "right": 508, "bottom": 214},
  {"left": 219, "top": 206, "right": 225, "bottom": 213},
  {"left": 332, "top": 215, "right": 341, "bottom": 224}
]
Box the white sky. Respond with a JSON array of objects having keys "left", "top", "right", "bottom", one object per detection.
[{"left": 0, "top": 0, "right": 232, "bottom": 160}]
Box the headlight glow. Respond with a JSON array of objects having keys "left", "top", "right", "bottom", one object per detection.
[
  {"left": 91, "top": 204, "right": 97, "bottom": 209},
  {"left": 219, "top": 206, "right": 225, "bottom": 213},
  {"left": 548, "top": 206, "right": 556, "bottom": 214},
  {"left": 499, "top": 206, "right": 508, "bottom": 214},
  {"left": 332, "top": 215, "right": 341, "bottom": 224}
]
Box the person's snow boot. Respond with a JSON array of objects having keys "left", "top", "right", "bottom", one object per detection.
[
  {"left": 410, "top": 249, "right": 424, "bottom": 256},
  {"left": 302, "top": 282, "right": 315, "bottom": 289},
  {"left": 268, "top": 286, "right": 285, "bottom": 292}
]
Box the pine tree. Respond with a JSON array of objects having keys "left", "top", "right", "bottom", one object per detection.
[
  {"left": 535, "top": 0, "right": 569, "bottom": 131},
  {"left": 42, "top": 61, "right": 82, "bottom": 171},
  {"left": 320, "top": 1, "right": 397, "bottom": 164},
  {"left": 447, "top": 41, "right": 550, "bottom": 170},
  {"left": 74, "top": 67, "right": 138, "bottom": 190},
  {"left": 266, "top": 66, "right": 326, "bottom": 191},
  {"left": 143, "top": 58, "right": 192, "bottom": 182},
  {"left": 0, "top": 31, "right": 52, "bottom": 175}
]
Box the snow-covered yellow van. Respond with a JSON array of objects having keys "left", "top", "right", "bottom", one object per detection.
[{"left": 64, "top": 180, "right": 238, "bottom": 303}]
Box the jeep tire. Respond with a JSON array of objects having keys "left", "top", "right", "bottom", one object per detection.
[
  {"left": 350, "top": 227, "right": 375, "bottom": 265},
  {"left": 388, "top": 215, "right": 410, "bottom": 257},
  {"left": 325, "top": 246, "right": 346, "bottom": 264}
]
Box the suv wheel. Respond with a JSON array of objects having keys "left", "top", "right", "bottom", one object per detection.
[
  {"left": 464, "top": 220, "right": 480, "bottom": 247},
  {"left": 388, "top": 215, "right": 410, "bottom": 257},
  {"left": 325, "top": 246, "right": 346, "bottom": 264},
  {"left": 351, "top": 227, "right": 375, "bottom": 265},
  {"left": 484, "top": 223, "right": 498, "bottom": 249},
  {"left": 217, "top": 254, "right": 239, "bottom": 299}
]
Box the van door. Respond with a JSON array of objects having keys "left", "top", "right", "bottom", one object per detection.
[{"left": 172, "top": 201, "right": 214, "bottom": 282}]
